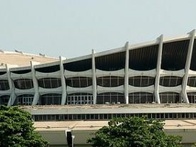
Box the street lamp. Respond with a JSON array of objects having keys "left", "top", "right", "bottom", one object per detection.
[{"left": 65, "top": 130, "right": 75, "bottom": 147}]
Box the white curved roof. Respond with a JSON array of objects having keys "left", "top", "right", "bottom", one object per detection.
[
  {"left": 0, "top": 31, "right": 193, "bottom": 68},
  {"left": 0, "top": 51, "right": 58, "bottom": 67}
]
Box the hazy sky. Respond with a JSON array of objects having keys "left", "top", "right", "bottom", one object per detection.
[{"left": 0, "top": 0, "right": 196, "bottom": 58}]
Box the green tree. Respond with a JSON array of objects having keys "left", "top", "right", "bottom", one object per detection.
[
  {"left": 0, "top": 105, "right": 48, "bottom": 147},
  {"left": 88, "top": 116, "right": 182, "bottom": 147}
]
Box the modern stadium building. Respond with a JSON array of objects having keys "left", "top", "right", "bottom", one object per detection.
[
  {"left": 3, "top": 30, "right": 196, "bottom": 146},
  {"left": 1, "top": 30, "right": 196, "bottom": 122}
]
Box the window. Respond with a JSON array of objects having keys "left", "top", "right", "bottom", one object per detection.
[
  {"left": 66, "top": 77, "right": 92, "bottom": 87},
  {"left": 187, "top": 92, "right": 196, "bottom": 103},
  {"left": 129, "top": 76, "right": 155, "bottom": 87},
  {"left": 160, "top": 76, "right": 182, "bottom": 87},
  {"left": 0, "top": 80, "right": 9, "bottom": 90},
  {"left": 188, "top": 77, "right": 196, "bottom": 87},
  {"left": 160, "top": 92, "right": 180, "bottom": 103},
  {"left": 129, "top": 92, "right": 154, "bottom": 104},
  {"left": 38, "top": 78, "right": 61, "bottom": 88},
  {"left": 97, "top": 93, "right": 125, "bottom": 104},
  {"left": 39, "top": 94, "right": 61, "bottom": 105},
  {"left": 14, "top": 94, "right": 34, "bottom": 105},
  {"left": 14, "top": 79, "right": 33, "bottom": 89},
  {"left": 67, "top": 93, "right": 93, "bottom": 105},
  {"left": 97, "top": 76, "right": 124, "bottom": 87}
]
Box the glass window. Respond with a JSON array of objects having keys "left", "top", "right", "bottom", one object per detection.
[
  {"left": 0, "top": 95, "right": 10, "bottom": 105},
  {"left": 67, "top": 93, "right": 93, "bottom": 105},
  {"left": 38, "top": 78, "right": 61, "bottom": 88},
  {"left": 129, "top": 92, "right": 154, "bottom": 104},
  {"left": 14, "top": 94, "right": 34, "bottom": 105},
  {"left": 160, "top": 92, "right": 180, "bottom": 103},
  {"left": 66, "top": 77, "right": 92, "bottom": 87},
  {"left": 39, "top": 94, "right": 61, "bottom": 105},
  {"left": 187, "top": 92, "right": 196, "bottom": 103},
  {"left": 14, "top": 79, "right": 33, "bottom": 89},
  {"left": 0, "top": 80, "right": 9, "bottom": 90},
  {"left": 97, "top": 76, "right": 124, "bottom": 87},
  {"left": 97, "top": 92, "right": 125, "bottom": 104},
  {"left": 160, "top": 76, "right": 182, "bottom": 87},
  {"left": 129, "top": 76, "right": 155, "bottom": 87}
]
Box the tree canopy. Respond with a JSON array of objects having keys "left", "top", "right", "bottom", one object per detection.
[
  {"left": 0, "top": 105, "right": 48, "bottom": 147},
  {"left": 88, "top": 116, "right": 182, "bottom": 147}
]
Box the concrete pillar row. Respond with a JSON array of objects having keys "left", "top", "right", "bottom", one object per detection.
[
  {"left": 31, "top": 61, "right": 40, "bottom": 105},
  {"left": 92, "top": 49, "right": 97, "bottom": 104},
  {"left": 181, "top": 30, "right": 196, "bottom": 103},
  {"left": 124, "top": 42, "right": 129, "bottom": 104},
  {"left": 6, "top": 64, "right": 16, "bottom": 106},
  {"left": 60, "top": 56, "right": 67, "bottom": 105},
  {"left": 155, "top": 35, "right": 163, "bottom": 104}
]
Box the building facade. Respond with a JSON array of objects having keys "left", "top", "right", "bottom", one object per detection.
[{"left": 1, "top": 30, "right": 196, "bottom": 121}]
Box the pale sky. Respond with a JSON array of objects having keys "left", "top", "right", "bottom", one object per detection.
[{"left": 0, "top": 0, "right": 196, "bottom": 58}]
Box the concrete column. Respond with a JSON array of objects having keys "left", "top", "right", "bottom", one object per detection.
[
  {"left": 7, "top": 64, "right": 16, "bottom": 106},
  {"left": 92, "top": 49, "right": 97, "bottom": 104},
  {"left": 181, "top": 30, "right": 195, "bottom": 103},
  {"left": 124, "top": 42, "right": 129, "bottom": 104},
  {"left": 155, "top": 35, "right": 163, "bottom": 104},
  {"left": 31, "top": 61, "right": 40, "bottom": 105},
  {"left": 60, "top": 56, "right": 67, "bottom": 105}
]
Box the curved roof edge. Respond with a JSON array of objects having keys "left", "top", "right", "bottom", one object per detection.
[{"left": 0, "top": 31, "right": 194, "bottom": 70}]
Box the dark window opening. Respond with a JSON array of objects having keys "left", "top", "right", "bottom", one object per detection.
[
  {"left": 38, "top": 78, "right": 61, "bottom": 88},
  {"left": 129, "top": 45, "right": 158, "bottom": 70},
  {"left": 14, "top": 79, "right": 33, "bottom": 89},
  {"left": 66, "top": 77, "right": 92, "bottom": 87},
  {"left": 160, "top": 92, "right": 181, "bottom": 103},
  {"left": 0, "top": 95, "right": 9, "bottom": 105},
  {"left": 97, "top": 92, "right": 125, "bottom": 104},
  {"left": 190, "top": 39, "right": 196, "bottom": 70},
  {"left": 96, "top": 52, "right": 125, "bottom": 71},
  {"left": 64, "top": 58, "right": 92, "bottom": 71},
  {"left": 0, "top": 72, "right": 6, "bottom": 75},
  {"left": 36, "top": 65, "right": 60, "bottom": 73},
  {"left": 97, "top": 76, "right": 124, "bottom": 87},
  {"left": 161, "top": 40, "right": 189, "bottom": 70},
  {"left": 129, "top": 76, "right": 155, "bottom": 87},
  {"left": 14, "top": 94, "right": 34, "bottom": 105},
  {"left": 0, "top": 80, "right": 9, "bottom": 90},
  {"left": 129, "top": 92, "right": 154, "bottom": 103},
  {"left": 160, "top": 76, "right": 182, "bottom": 87},
  {"left": 188, "top": 93, "right": 196, "bottom": 103},
  {"left": 11, "top": 69, "right": 31, "bottom": 74},
  {"left": 67, "top": 93, "right": 93, "bottom": 105},
  {"left": 32, "top": 112, "right": 196, "bottom": 121},
  {"left": 39, "top": 94, "right": 61, "bottom": 105},
  {"left": 188, "top": 77, "right": 196, "bottom": 87}
]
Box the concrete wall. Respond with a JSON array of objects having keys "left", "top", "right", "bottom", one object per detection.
[{"left": 37, "top": 128, "right": 196, "bottom": 146}]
